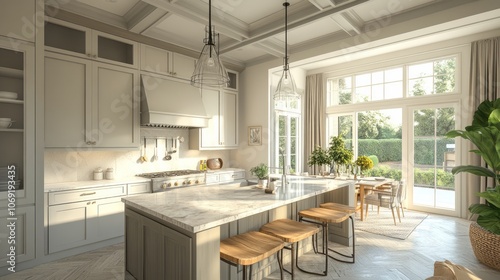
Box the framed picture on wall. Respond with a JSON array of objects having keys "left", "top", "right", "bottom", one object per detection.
[{"left": 248, "top": 126, "right": 262, "bottom": 146}]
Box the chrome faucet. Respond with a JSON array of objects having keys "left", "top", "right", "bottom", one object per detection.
[{"left": 279, "top": 148, "right": 287, "bottom": 186}]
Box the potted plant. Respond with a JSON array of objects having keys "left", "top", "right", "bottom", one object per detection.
[
  {"left": 446, "top": 98, "right": 500, "bottom": 270},
  {"left": 355, "top": 155, "right": 374, "bottom": 176},
  {"left": 250, "top": 163, "right": 269, "bottom": 187},
  {"left": 307, "top": 146, "right": 330, "bottom": 175},
  {"left": 327, "top": 134, "right": 353, "bottom": 175}
]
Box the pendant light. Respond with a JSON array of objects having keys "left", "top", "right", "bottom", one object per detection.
[
  {"left": 191, "top": 0, "right": 230, "bottom": 88},
  {"left": 274, "top": 1, "right": 300, "bottom": 102}
]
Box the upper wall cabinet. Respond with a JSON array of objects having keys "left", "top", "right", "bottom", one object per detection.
[
  {"left": 140, "top": 45, "right": 196, "bottom": 81},
  {"left": 189, "top": 89, "right": 238, "bottom": 150},
  {"left": 44, "top": 18, "right": 138, "bottom": 68},
  {"left": 45, "top": 52, "right": 140, "bottom": 149},
  {"left": 226, "top": 70, "right": 238, "bottom": 91},
  {"left": 0, "top": 0, "right": 36, "bottom": 42}
]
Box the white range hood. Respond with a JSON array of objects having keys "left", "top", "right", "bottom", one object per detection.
[{"left": 140, "top": 74, "right": 210, "bottom": 128}]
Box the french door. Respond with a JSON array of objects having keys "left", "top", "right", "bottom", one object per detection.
[{"left": 408, "top": 103, "right": 459, "bottom": 216}]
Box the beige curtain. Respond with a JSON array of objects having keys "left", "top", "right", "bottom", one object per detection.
[
  {"left": 467, "top": 37, "right": 500, "bottom": 215},
  {"left": 304, "top": 74, "right": 326, "bottom": 175}
]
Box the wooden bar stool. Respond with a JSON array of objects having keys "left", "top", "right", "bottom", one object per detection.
[
  {"left": 319, "top": 202, "right": 356, "bottom": 263},
  {"left": 260, "top": 219, "right": 319, "bottom": 280},
  {"left": 298, "top": 207, "right": 350, "bottom": 275},
  {"left": 220, "top": 231, "right": 285, "bottom": 280}
]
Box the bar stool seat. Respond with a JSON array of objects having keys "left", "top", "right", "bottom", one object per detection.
[
  {"left": 319, "top": 202, "right": 357, "bottom": 263},
  {"left": 220, "top": 231, "right": 285, "bottom": 280},
  {"left": 298, "top": 207, "right": 350, "bottom": 275},
  {"left": 260, "top": 219, "right": 319, "bottom": 279}
]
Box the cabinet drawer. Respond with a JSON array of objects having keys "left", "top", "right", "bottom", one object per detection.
[
  {"left": 233, "top": 171, "right": 245, "bottom": 180},
  {"left": 219, "top": 172, "right": 245, "bottom": 183},
  {"left": 128, "top": 182, "right": 151, "bottom": 195},
  {"left": 205, "top": 174, "right": 219, "bottom": 185},
  {"left": 48, "top": 185, "right": 126, "bottom": 205}
]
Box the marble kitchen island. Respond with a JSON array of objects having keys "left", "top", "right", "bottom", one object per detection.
[{"left": 121, "top": 178, "right": 353, "bottom": 280}]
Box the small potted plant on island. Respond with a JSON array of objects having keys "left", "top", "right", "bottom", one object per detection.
[
  {"left": 250, "top": 163, "right": 269, "bottom": 187},
  {"left": 327, "top": 134, "right": 353, "bottom": 176},
  {"left": 446, "top": 98, "right": 500, "bottom": 270}
]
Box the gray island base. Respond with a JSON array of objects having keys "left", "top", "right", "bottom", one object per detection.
[{"left": 122, "top": 177, "right": 353, "bottom": 280}]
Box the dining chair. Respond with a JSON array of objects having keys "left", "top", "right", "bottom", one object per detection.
[{"left": 364, "top": 181, "right": 402, "bottom": 225}]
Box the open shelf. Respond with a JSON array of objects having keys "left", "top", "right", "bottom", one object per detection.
[
  {"left": 0, "top": 66, "right": 23, "bottom": 78},
  {"left": 0, "top": 128, "right": 23, "bottom": 133},
  {"left": 0, "top": 98, "right": 23, "bottom": 104}
]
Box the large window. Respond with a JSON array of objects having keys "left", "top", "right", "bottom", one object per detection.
[
  {"left": 272, "top": 101, "right": 301, "bottom": 175},
  {"left": 326, "top": 54, "right": 460, "bottom": 215}
]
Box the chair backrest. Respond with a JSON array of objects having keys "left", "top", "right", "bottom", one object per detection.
[
  {"left": 390, "top": 181, "right": 401, "bottom": 205},
  {"left": 397, "top": 180, "right": 406, "bottom": 205}
]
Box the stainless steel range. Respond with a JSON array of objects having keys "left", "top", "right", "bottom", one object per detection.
[{"left": 136, "top": 170, "right": 205, "bottom": 192}]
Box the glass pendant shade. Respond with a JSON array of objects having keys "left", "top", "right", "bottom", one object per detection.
[
  {"left": 274, "top": 1, "right": 300, "bottom": 102},
  {"left": 191, "top": 0, "right": 230, "bottom": 88},
  {"left": 191, "top": 39, "right": 230, "bottom": 88}
]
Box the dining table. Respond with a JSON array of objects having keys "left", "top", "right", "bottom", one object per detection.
[{"left": 337, "top": 176, "right": 394, "bottom": 221}]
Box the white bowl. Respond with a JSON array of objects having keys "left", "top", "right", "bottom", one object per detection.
[
  {"left": 0, "top": 91, "right": 18, "bottom": 99},
  {"left": 0, "top": 120, "right": 13, "bottom": 128}
]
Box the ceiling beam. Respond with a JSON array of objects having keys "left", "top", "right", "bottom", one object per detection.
[
  {"left": 125, "top": 2, "right": 168, "bottom": 34},
  {"left": 254, "top": 39, "right": 285, "bottom": 58},
  {"left": 142, "top": 0, "right": 250, "bottom": 41},
  {"left": 221, "top": 0, "right": 370, "bottom": 54}
]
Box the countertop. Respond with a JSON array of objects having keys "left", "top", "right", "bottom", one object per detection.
[
  {"left": 121, "top": 178, "right": 352, "bottom": 233},
  {"left": 45, "top": 177, "right": 151, "bottom": 192}
]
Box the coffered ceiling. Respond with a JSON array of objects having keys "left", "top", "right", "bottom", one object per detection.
[{"left": 48, "top": 0, "right": 500, "bottom": 69}]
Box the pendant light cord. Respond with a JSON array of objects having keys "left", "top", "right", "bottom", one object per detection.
[
  {"left": 208, "top": 0, "right": 213, "bottom": 45},
  {"left": 284, "top": 1, "right": 290, "bottom": 71}
]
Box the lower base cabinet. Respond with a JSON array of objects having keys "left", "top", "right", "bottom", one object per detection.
[
  {"left": 125, "top": 208, "right": 192, "bottom": 280},
  {"left": 0, "top": 205, "right": 35, "bottom": 267},
  {"left": 48, "top": 196, "right": 124, "bottom": 253}
]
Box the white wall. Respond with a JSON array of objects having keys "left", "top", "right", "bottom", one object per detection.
[{"left": 45, "top": 128, "right": 230, "bottom": 183}]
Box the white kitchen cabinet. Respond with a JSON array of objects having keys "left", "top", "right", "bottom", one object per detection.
[
  {"left": 140, "top": 44, "right": 196, "bottom": 80},
  {"left": 44, "top": 52, "right": 140, "bottom": 148},
  {"left": 0, "top": 205, "right": 35, "bottom": 266},
  {"left": 46, "top": 182, "right": 150, "bottom": 254},
  {"left": 189, "top": 89, "right": 238, "bottom": 150},
  {"left": 47, "top": 184, "right": 127, "bottom": 253},
  {"left": 127, "top": 182, "right": 151, "bottom": 195},
  {"left": 48, "top": 199, "right": 98, "bottom": 253},
  {"left": 0, "top": 38, "right": 35, "bottom": 205},
  {"left": 45, "top": 18, "right": 138, "bottom": 68},
  {"left": 0, "top": 0, "right": 36, "bottom": 43}
]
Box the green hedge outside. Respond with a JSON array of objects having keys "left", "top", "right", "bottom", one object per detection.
[
  {"left": 346, "top": 138, "right": 454, "bottom": 165},
  {"left": 364, "top": 166, "right": 455, "bottom": 189}
]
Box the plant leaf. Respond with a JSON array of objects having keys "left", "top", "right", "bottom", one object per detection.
[
  {"left": 469, "top": 203, "right": 496, "bottom": 215},
  {"left": 477, "top": 190, "right": 500, "bottom": 209},
  {"left": 451, "top": 165, "right": 496, "bottom": 178},
  {"left": 477, "top": 215, "right": 500, "bottom": 235}
]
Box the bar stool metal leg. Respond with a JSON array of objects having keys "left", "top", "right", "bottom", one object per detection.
[
  {"left": 327, "top": 215, "right": 355, "bottom": 263},
  {"left": 296, "top": 216, "right": 328, "bottom": 276}
]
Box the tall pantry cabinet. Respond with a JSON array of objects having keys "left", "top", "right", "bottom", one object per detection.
[{"left": 0, "top": 0, "right": 39, "bottom": 271}]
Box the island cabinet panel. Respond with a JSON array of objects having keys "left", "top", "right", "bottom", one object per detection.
[{"left": 125, "top": 208, "right": 193, "bottom": 280}]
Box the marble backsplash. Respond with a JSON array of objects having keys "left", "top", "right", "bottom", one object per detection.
[{"left": 44, "top": 128, "right": 230, "bottom": 184}]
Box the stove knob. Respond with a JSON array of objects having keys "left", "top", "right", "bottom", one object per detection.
[
  {"left": 195, "top": 180, "right": 199, "bottom": 184},
  {"left": 161, "top": 183, "right": 168, "bottom": 189},
  {"left": 167, "top": 183, "right": 172, "bottom": 188},
  {"left": 174, "top": 182, "right": 178, "bottom": 186},
  {"left": 186, "top": 180, "right": 191, "bottom": 185}
]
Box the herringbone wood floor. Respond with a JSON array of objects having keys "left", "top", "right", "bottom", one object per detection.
[{"left": 1, "top": 214, "right": 499, "bottom": 280}]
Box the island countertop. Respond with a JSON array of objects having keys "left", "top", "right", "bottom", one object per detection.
[{"left": 121, "top": 178, "right": 351, "bottom": 233}]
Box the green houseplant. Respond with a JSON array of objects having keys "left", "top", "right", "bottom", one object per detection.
[
  {"left": 355, "top": 155, "right": 374, "bottom": 175},
  {"left": 308, "top": 146, "right": 330, "bottom": 175},
  {"left": 308, "top": 135, "right": 353, "bottom": 176},
  {"left": 446, "top": 98, "right": 500, "bottom": 270},
  {"left": 250, "top": 163, "right": 269, "bottom": 186}
]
